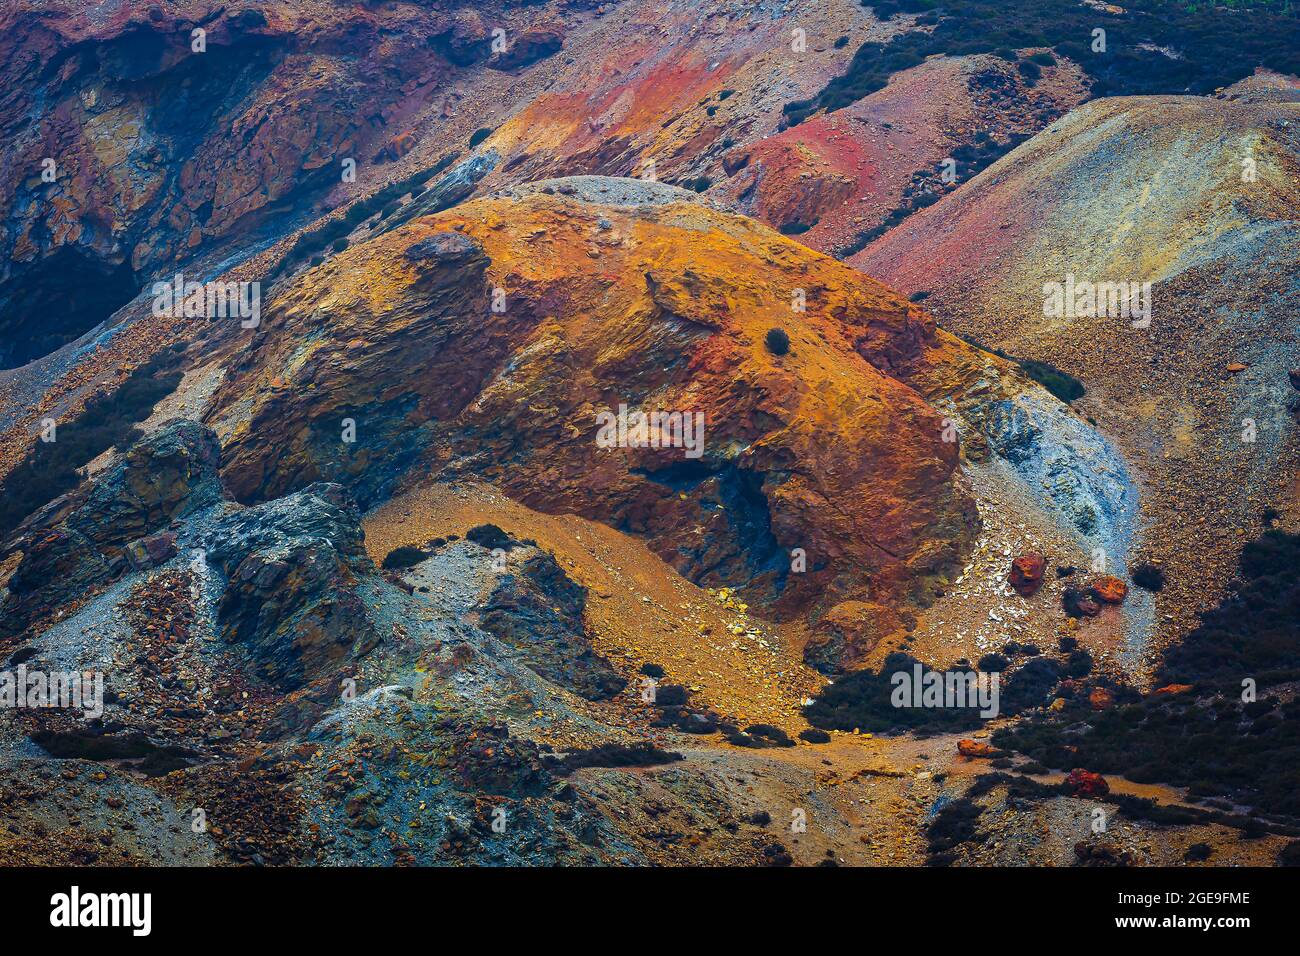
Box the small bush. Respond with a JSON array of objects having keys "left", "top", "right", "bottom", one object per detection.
[
  {"left": 1160, "top": 530, "right": 1300, "bottom": 688},
  {"left": 547, "top": 742, "right": 683, "bottom": 776},
  {"left": 1017, "top": 59, "right": 1042, "bottom": 82},
  {"left": 927, "top": 797, "right": 983, "bottom": 861},
  {"left": 382, "top": 545, "right": 428, "bottom": 570},
  {"left": 978, "top": 653, "right": 1009, "bottom": 672},
  {"left": 652, "top": 684, "right": 690, "bottom": 707},
  {"left": 744, "top": 724, "right": 795, "bottom": 747},
  {"left": 805, "top": 652, "right": 991, "bottom": 733},
  {"left": 1017, "top": 358, "right": 1085, "bottom": 402},
  {"left": 1130, "top": 562, "right": 1166, "bottom": 592},
  {"left": 765, "top": 328, "right": 791, "bottom": 355}
]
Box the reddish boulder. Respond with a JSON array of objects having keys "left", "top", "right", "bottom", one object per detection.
[
  {"left": 1065, "top": 768, "right": 1110, "bottom": 798},
  {"left": 958, "top": 739, "right": 997, "bottom": 758},
  {"left": 1154, "top": 683, "right": 1194, "bottom": 696},
  {"left": 1092, "top": 575, "right": 1128, "bottom": 604},
  {"left": 1088, "top": 686, "right": 1114, "bottom": 711},
  {"left": 1008, "top": 553, "right": 1046, "bottom": 596},
  {"left": 376, "top": 130, "right": 417, "bottom": 164}
]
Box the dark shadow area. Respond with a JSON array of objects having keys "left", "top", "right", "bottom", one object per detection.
[{"left": 0, "top": 249, "right": 137, "bottom": 369}]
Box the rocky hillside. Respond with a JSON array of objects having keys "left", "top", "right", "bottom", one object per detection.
[
  {"left": 1, "top": 0, "right": 1298, "bottom": 870},
  {"left": 210, "top": 179, "right": 1000, "bottom": 638},
  {"left": 855, "top": 90, "right": 1300, "bottom": 671}
]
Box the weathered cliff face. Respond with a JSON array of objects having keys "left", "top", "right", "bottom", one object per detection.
[
  {"left": 205, "top": 482, "right": 379, "bottom": 691},
  {"left": 206, "top": 176, "right": 995, "bottom": 649},
  {"left": 0, "top": 419, "right": 221, "bottom": 637},
  {"left": 0, "top": 0, "right": 530, "bottom": 367}
]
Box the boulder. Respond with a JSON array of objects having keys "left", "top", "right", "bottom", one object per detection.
[
  {"left": 478, "top": 550, "right": 627, "bottom": 701},
  {"left": 1064, "top": 768, "right": 1110, "bottom": 798},
  {"left": 376, "top": 129, "right": 417, "bottom": 164},
  {"left": 803, "top": 600, "right": 903, "bottom": 674},
  {"left": 125, "top": 531, "right": 178, "bottom": 571},
  {"left": 957, "top": 739, "right": 997, "bottom": 758},
  {"left": 1062, "top": 586, "right": 1102, "bottom": 618},
  {"left": 205, "top": 484, "right": 378, "bottom": 690},
  {"left": 1008, "top": 553, "right": 1045, "bottom": 597},
  {"left": 490, "top": 25, "right": 564, "bottom": 71},
  {"left": 404, "top": 231, "right": 484, "bottom": 265},
  {"left": 1091, "top": 575, "right": 1128, "bottom": 604}
]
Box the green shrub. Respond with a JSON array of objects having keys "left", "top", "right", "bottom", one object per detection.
[
  {"left": 1016, "top": 357, "right": 1084, "bottom": 402},
  {"left": 1130, "top": 562, "right": 1166, "bottom": 592},
  {"left": 382, "top": 545, "right": 428, "bottom": 570},
  {"left": 765, "top": 328, "right": 791, "bottom": 355}
]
